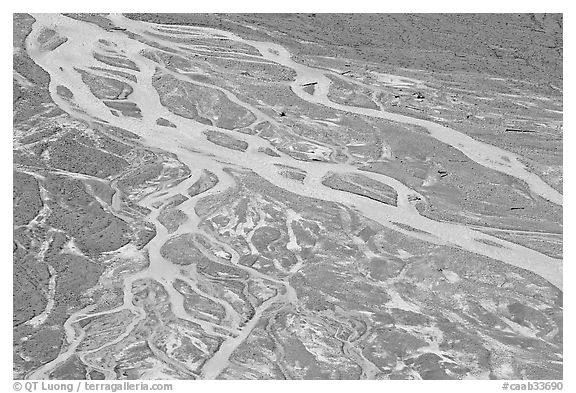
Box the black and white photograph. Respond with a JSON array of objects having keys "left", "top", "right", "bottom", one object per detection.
[{"left": 8, "top": 3, "right": 570, "bottom": 390}]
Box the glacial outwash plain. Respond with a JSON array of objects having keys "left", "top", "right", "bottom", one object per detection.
[{"left": 13, "top": 13, "right": 562, "bottom": 380}]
